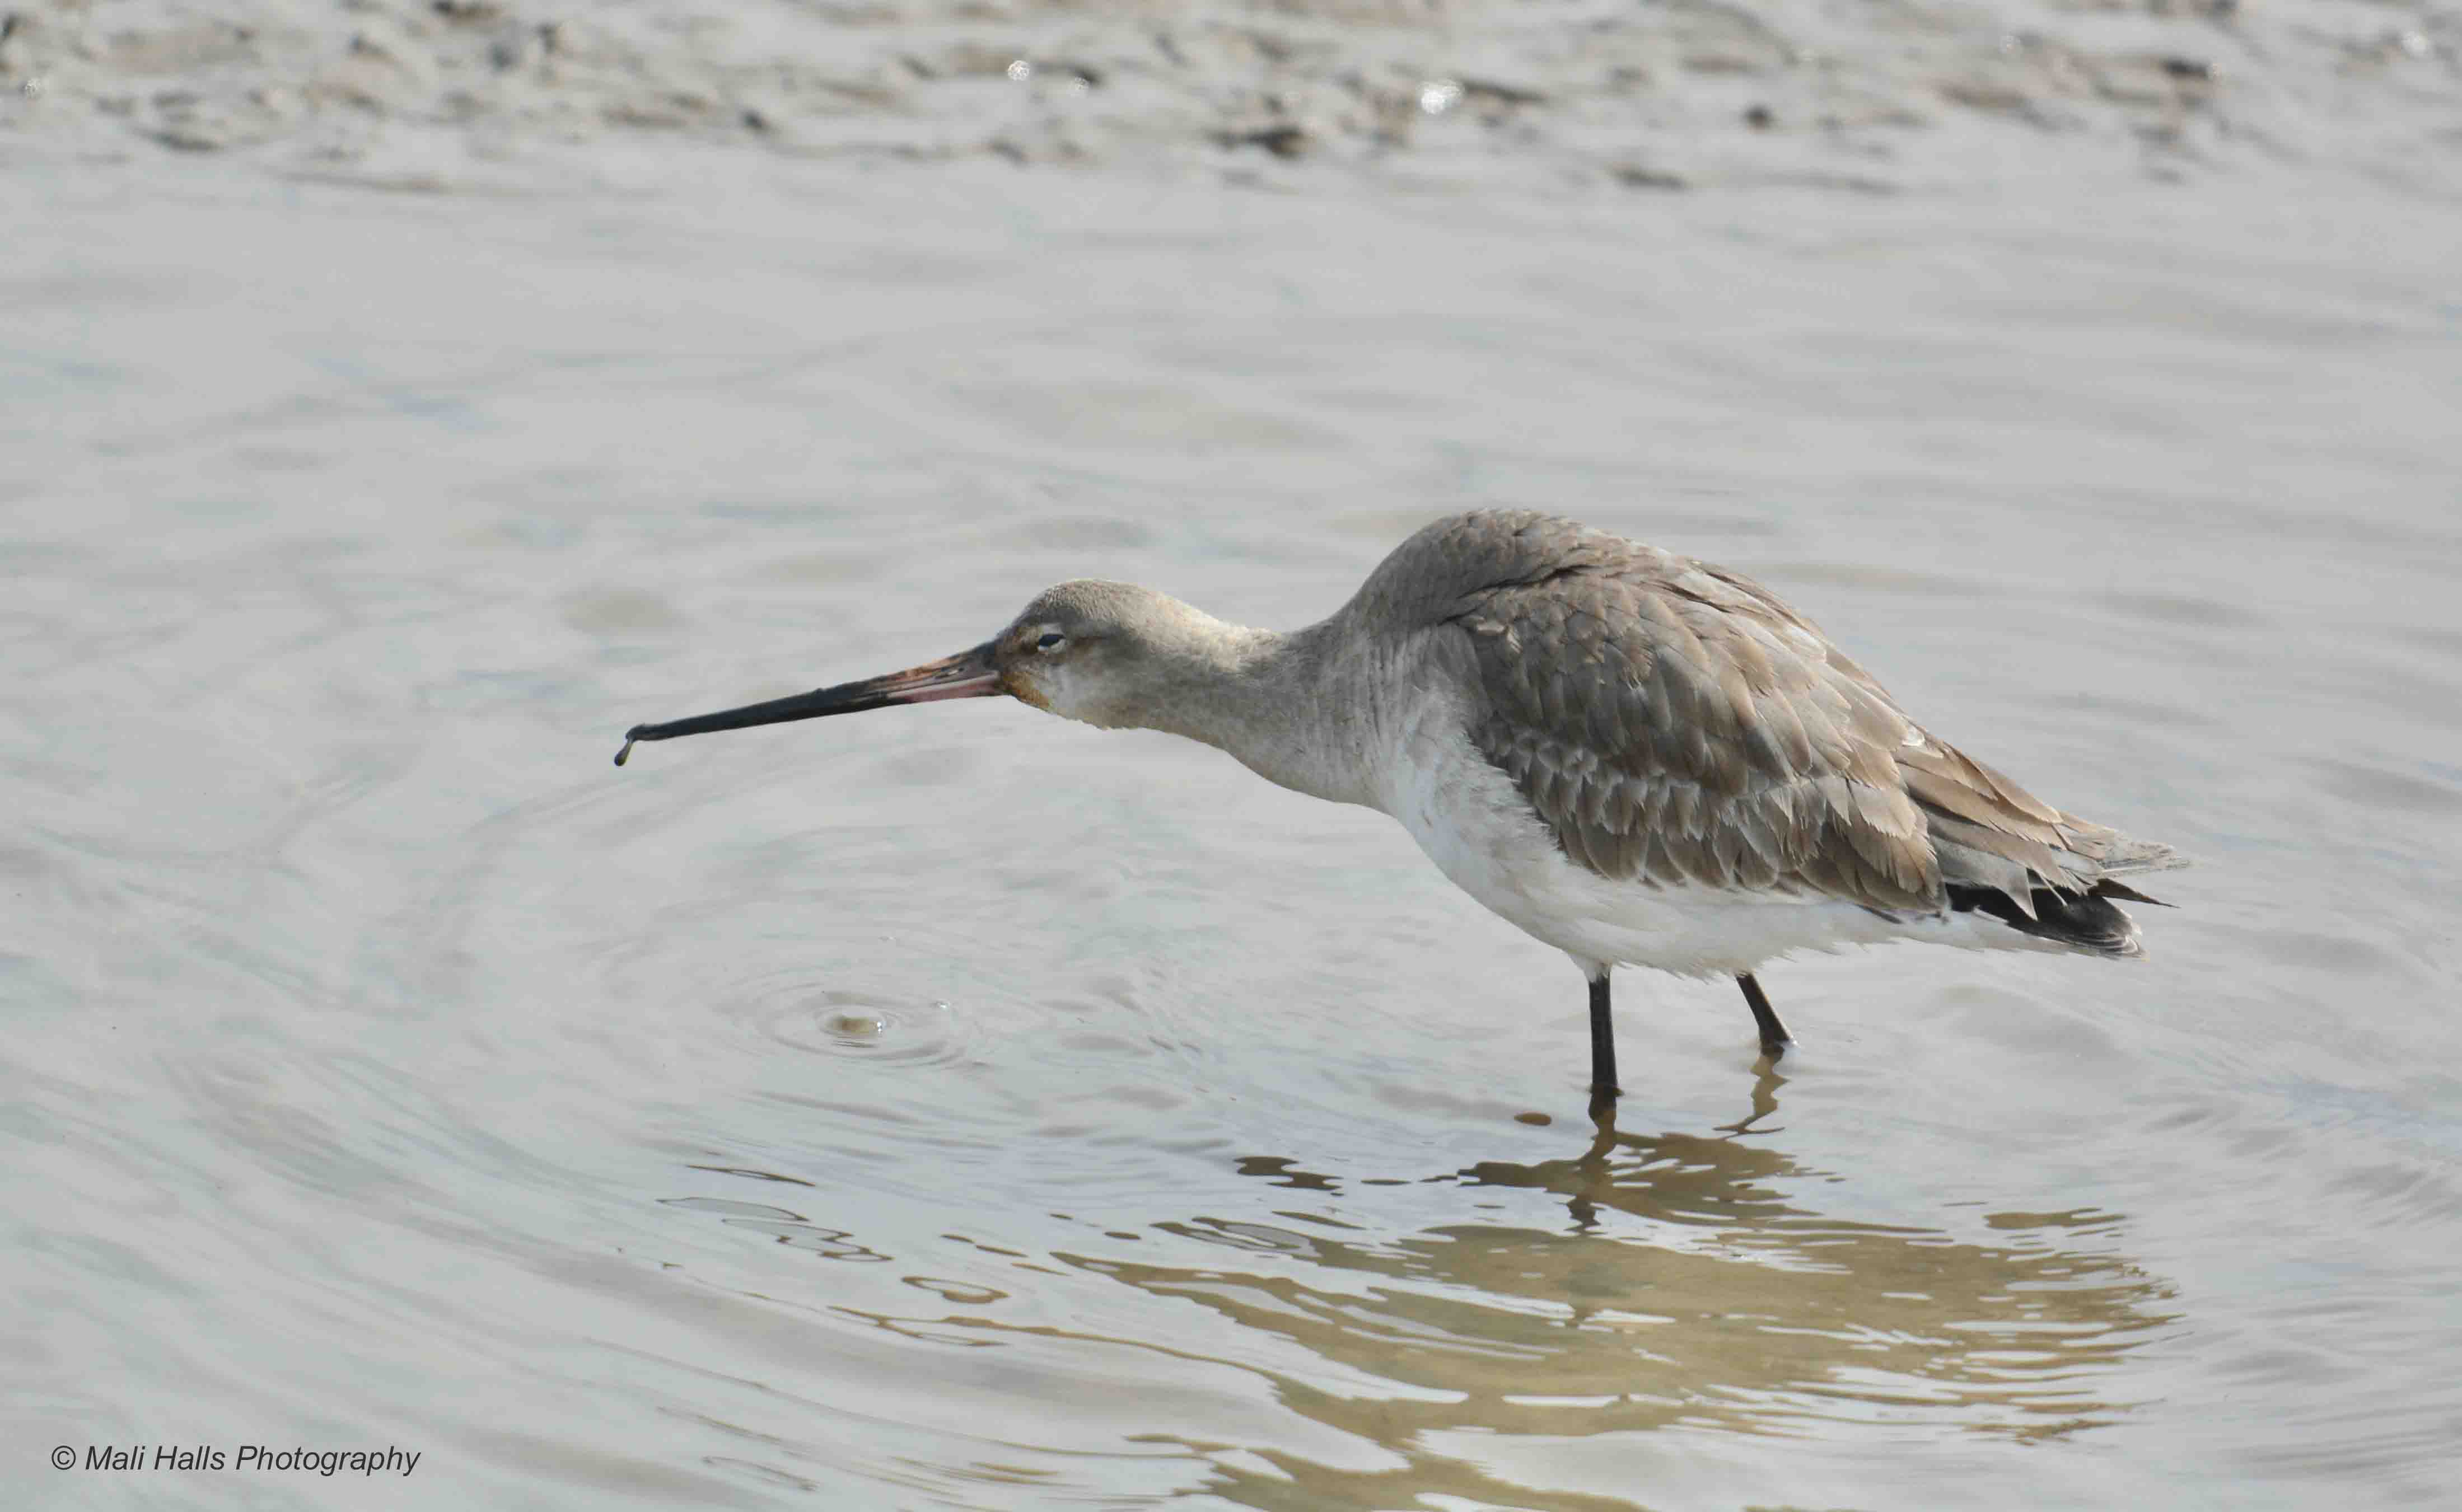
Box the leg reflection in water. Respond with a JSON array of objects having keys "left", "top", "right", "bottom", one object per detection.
[
  {"left": 1124, "top": 1071, "right": 2181, "bottom": 1469},
  {"left": 823, "top": 1071, "right": 2190, "bottom": 1508},
  {"left": 1568, "top": 1063, "right": 1785, "bottom": 1230}
]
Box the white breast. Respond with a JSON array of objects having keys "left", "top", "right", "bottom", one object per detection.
[{"left": 1370, "top": 694, "right": 2051, "bottom": 979}]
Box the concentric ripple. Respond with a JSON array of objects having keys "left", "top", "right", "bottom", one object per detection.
[{"left": 711, "top": 970, "right": 973, "bottom": 1070}]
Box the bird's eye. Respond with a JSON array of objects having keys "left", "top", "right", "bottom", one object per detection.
[{"left": 1035, "top": 632, "right": 1066, "bottom": 651}]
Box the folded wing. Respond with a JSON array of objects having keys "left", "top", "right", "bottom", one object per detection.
[{"left": 1403, "top": 512, "right": 2179, "bottom": 939}]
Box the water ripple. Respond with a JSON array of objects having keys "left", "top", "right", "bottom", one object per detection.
[{"left": 712, "top": 971, "right": 972, "bottom": 1070}]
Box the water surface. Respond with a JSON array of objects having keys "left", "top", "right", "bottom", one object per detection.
[{"left": 6, "top": 156, "right": 2459, "bottom": 1509}]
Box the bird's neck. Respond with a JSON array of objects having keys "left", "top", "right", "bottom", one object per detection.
[{"left": 1134, "top": 619, "right": 1383, "bottom": 810}]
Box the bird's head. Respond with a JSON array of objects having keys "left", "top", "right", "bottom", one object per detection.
[{"left": 613, "top": 579, "right": 1213, "bottom": 764}]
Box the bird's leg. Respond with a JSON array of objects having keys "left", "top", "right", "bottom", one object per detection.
[
  {"left": 1737, "top": 972, "right": 1791, "bottom": 1061},
  {"left": 1587, "top": 972, "right": 1620, "bottom": 1103}
]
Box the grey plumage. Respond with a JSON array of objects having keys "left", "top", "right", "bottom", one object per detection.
[
  {"left": 1349, "top": 510, "right": 2184, "bottom": 954},
  {"left": 620, "top": 505, "right": 2188, "bottom": 1090}
]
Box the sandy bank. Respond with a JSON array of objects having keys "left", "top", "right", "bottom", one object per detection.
[{"left": 2, "top": 0, "right": 2455, "bottom": 195}]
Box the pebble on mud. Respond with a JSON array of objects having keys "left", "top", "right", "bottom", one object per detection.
[
  {"left": 1218, "top": 123, "right": 1308, "bottom": 158},
  {"left": 1612, "top": 163, "right": 1687, "bottom": 189}
]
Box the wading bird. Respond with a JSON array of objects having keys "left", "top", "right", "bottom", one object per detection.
[{"left": 618, "top": 511, "right": 2182, "bottom": 1102}]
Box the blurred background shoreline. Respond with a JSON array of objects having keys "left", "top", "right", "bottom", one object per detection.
[{"left": 3, "top": 0, "right": 2456, "bottom": 197}]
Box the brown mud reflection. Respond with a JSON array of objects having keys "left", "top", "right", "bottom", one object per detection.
[
  {"left": 1054, "top": 1070, "right": 2180, "bottom": 1506},
  {"left": 671, "top": 1074, "right": 2180, "bottom": 1509}
]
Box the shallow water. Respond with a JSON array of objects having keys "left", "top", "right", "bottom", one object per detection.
[{"left": 7, "top": 153, "right": 2461, "bottom": 1510}]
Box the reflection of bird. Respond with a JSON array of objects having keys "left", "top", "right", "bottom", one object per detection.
[
  {"left": 619, "top": 510, "right": 2184, "bottom": 1100},
  {"left": 1091, "top": 1097, "right": 2174, "bottom": 1465}
]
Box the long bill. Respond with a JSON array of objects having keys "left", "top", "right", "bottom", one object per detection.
[{"left": 614, "top": 641, "right": 1002, "bottom": 766}]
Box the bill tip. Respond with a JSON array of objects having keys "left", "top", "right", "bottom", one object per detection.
[{"left": 614, "top": 738, "right": 636, "bottom": 767}]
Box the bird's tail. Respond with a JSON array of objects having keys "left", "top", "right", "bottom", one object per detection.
[{"left": 1949, "top": 876, "right": 2166, "bottom": 957}]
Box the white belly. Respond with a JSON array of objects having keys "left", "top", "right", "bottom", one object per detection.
[{"left": 1371, "top": 698, "right": 2052, "bottom": 979}]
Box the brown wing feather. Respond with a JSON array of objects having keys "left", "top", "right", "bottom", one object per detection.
[{"left": 1403, "top": 512, "right": 2180, "bottom": 917}]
